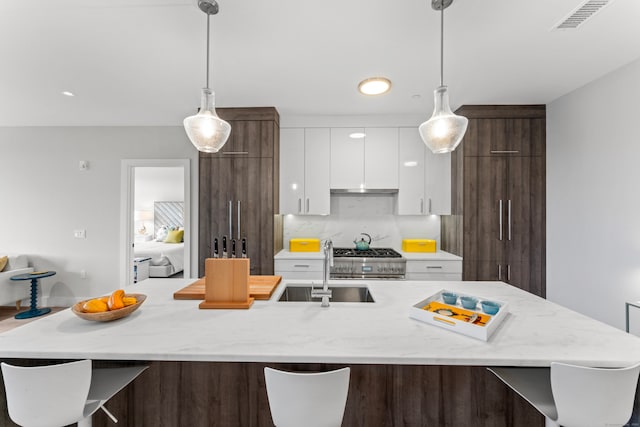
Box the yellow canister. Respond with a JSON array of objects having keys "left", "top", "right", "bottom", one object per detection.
[
  {"left": 289, "top": 238, "right": 321, "bottom": 252},
  {"left": 402, "top": 239, "right": 436, "bottom": 253}
]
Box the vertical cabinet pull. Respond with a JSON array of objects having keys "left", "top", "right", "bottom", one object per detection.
[
  {"left": 237, "top": 200, "right": 241, "bottom": 239},
  {"left": 507, "top": 264, "right": 511, "bottom": 281},
  {"left": 508, "top": 199, "right": 512, "bottom": 241},
  {"left": 498, "top": 264, "right": 502, "bottom": 281},
  {"left": 498, "top": 200, "right": 503, "bottom": 241},
  {"left": 306, "top": 198, "right": 310, "bottom": 213},
  {"left": 429, "top": 198, "right": 432, "bottom": 214},
  {"left": 228, "top": 200, "right": 233, "bottom": 238},
  {"left": 297, "top": 198, "right": 302, "bottom": 214}
]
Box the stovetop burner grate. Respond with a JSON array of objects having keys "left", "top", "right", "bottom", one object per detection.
[{"left": 333, "top": 247, "right": 402, "bottom": 258}]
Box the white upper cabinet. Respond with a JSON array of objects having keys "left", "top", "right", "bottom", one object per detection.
[
  {"left": 330, "top": 127, "right": 398, "bottom": 190},
  {"left": 280, "top": 129, "right": 305, "bottom": 214},
  {"left": 364, "top": 128, "right": 399, "bottom": 189},
  {"left": 398, "top": 128, "right": 426, "bottom": 215},
  {"left": 280, "top": 128, "right": 330, "bottom": 215},
  {"left": 397, "top": 127, "right": 451, "bottom": 215},
  {"left": 424, "top": 149, "right": 451, "bottom": 215},
  {"left": 330, "top": 128, "right": 365, "bottom": 189},
  {"left": 303, "top": 128, "right": 331, "bottom": 215}
]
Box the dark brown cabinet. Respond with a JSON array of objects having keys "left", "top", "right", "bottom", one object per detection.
[
  {"left": 198, "top": 107, "right": 281, "bottom": 277},
  {"left": 443, "top": 105, "right": 546, "bottom": 297}
]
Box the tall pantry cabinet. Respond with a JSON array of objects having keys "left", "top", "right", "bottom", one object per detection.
[
  {"left": 442, "top": 105, "right": 546, "bottom": 297},
  {"left": 198, "top": 107, "right": 281, "bottom": 277}
]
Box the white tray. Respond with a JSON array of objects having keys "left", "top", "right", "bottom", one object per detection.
[{"left": 409, "top": 289, "right": 509, "bottom": 341}]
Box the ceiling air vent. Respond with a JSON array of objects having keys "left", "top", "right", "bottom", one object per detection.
[{"left": 552, "top": 0, "right": 615, "bottom": 30}]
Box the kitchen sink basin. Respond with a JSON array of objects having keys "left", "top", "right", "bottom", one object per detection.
[{"left": 278, "top": 284, "right": 375, "bottom": 303}]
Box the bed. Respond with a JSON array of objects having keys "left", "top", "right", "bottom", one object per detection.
[
  {"left": 134, "top": 240, "right": 184, "bottom": 277},
  {"left": 134, "top": 201, "right": 185, "bottom": 277}
]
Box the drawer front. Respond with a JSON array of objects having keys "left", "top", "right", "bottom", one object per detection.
[
  {"left": 406, "top": 272, "right": 462, "bottom": 281},
  {"left": 275, "top": 259, "right": 324, "bottom": 272},
  {"left": 405, "top": 260, "right": 462, "bottom": 274}
]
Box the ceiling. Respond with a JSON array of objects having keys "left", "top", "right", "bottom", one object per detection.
[{"left": 1, "top": 0, "right": 639, "bottom": 126}]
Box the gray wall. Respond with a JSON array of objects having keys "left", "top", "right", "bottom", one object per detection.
[
  {"left": 547, "top": 57, "right": 640, "bottom": 330},
  {"left": 0, "top": 127, "right": 198, "bottom": 305}
]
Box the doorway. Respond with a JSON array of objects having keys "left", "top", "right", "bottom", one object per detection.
[{"left": 120, "top": 159, "right": 191, "bottom": 286}]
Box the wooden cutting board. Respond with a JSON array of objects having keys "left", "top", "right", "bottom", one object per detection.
[{"left": 173, "top": 276, "right": 282, "bottom": 301}]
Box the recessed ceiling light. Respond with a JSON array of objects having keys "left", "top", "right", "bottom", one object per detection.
[
  {"left": 349, "top": 132, "right": 366, "bottom": 139},
  {"left": 62, "top": 91, "right": 75, "bottom": 97},
  {"left": 358, "top": 77, "right": 391, "bottom": 96}
]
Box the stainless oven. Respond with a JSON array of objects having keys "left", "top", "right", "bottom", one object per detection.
[{"left": 330, "top": 248, "right": 406, "bottom": 279}]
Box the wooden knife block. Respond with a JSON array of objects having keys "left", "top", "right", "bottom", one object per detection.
[{"left": 199, "top": 258, "right": 254, "bottom": 309}]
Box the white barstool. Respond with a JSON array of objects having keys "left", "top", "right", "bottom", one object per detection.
[
  {"left": 488, "top": 361, "right": 640, "bottom": 427},
  {"left": 1, "top": 359, "right": 148, "bottom": 427},
  {"left": 264, "top": 367, "right": 350, "bottom": 427}
]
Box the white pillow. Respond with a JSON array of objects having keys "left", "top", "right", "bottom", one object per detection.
[{"left": 155, "top": 226, "right": 169, "bottom": 242}]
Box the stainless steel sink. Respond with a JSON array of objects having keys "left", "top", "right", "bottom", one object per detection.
[{"left": 278, "top": 284, "right": 375, "bottom": 303}]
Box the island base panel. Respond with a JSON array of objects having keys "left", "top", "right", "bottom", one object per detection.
[{"left": 77, "top": 362, "right": 544, "bottom": 427}]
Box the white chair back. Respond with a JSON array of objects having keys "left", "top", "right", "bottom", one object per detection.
[
  {"left": 1, "top": 360, "right": 92, "bottom": 427},
  {"left": 264, "top": 367, "right": 350, "bottom": 427},
  {"left": 551, "top": 361, "right": 640, "bottom": 427}
]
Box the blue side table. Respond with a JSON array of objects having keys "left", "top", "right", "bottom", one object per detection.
[{"left": 10, "top": 271, "right": 56, "bottom": 319}]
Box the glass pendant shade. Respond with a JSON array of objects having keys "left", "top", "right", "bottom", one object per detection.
[
  {"left": 183, "top": 88, "right": 231, "bottom": 153},
  {"left": 419, "top": 86, "right": 468, "bottom": 154}
]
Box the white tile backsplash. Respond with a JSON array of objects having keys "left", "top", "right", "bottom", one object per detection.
[{"left": 283, "top": 194, "right": 441, "bottom": 250}]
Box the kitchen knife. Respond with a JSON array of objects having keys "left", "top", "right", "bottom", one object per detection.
[
  {"left": 241, "top": 238, "right": 247, "bottom": 258},
  {"left": 213, "top": 238, "right": 219, "bottom": 258},
  {"left": 222, "top": 235, "right": 228, "bottom": 258},
  {"left": 231, "top": 239, "right": 236, "bottom": 258}
]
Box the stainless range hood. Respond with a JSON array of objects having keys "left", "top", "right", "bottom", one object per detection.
[{"left": 330, "top": 188, "right": 398, "bottom": 194}]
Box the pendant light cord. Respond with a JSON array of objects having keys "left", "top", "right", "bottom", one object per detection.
[
  {"left": 440, "top": 4, "right": 444, "bottom": 87},
  {"left": 206, "top": 12, "right": 210, "bottom": 89}
]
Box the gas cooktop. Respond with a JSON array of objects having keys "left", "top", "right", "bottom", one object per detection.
[{"left": 333, "top": 247, "right": 402, "bottom": 258}]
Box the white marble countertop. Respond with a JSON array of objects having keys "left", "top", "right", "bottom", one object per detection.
[
  {"left": 275, "top": 249, "right": 462, "bottom": 261},
  {"left": 1, "top": 278, "right": 639, "bottom": 367},
  {"left": 399, "top": 250, "right": 462, "bottom": 261}
]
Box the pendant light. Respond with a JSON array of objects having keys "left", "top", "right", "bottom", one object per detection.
[
  {"left": 419, "top": 0, "right": 468, "bottom": 154},
  {"left": 184, "top": 0, "right": 231, "bottom": 153}
]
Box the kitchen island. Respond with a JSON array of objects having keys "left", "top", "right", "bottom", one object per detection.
[{"left": 1, "top": 278, "right": 640, "bottom": 426}]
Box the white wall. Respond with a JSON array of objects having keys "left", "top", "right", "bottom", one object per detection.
[
  {"left": 0, "top": 127, "right": 198, "bottom": 305},
  {"left": 547, "top": 57, "right": 640, "bottom": 330}
]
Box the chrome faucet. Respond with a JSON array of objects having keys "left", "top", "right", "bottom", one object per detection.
[{"left": 311, "top": 239, "right": 333, "bottom": 307}]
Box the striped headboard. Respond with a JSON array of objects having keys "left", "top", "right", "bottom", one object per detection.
[{"left": 154, "top": 201, "right": 184, "bottom": 231}]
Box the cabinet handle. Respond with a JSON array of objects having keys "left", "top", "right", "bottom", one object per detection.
[
  {"left": 498, "top": 264, "right": 502, "bottom": 281},
  {"left": 237, "top": 200, "right": 241, "bottom": 239},
  {"left": 222, "top": 151, "right": 249, "bottom": 155},
  {"left": 490, "top": 150, "right": 519, "bottom": 154},
  {"left": 298, "top": 198, "right": 302, "bottom": 214},
  {"left": 426, "top": 266, "right": 443, "bottom": 269},
  {"left": 420, "top": 198, "right": 424, "bottom": 214},
  {"left": 507, "top": 264, "right": 511, "bottom": 281},
  {"left": 429, "top": 198, "right": 432, "bottom": 214},
  {"left": 293, "top": 264, "right": 310, "bottom": 268},
  {"left": 228, "top": 200, "right": 233, "bottom": 238},
  {"left": 498, "top": 200, "right": 503, "bottom": 241},
  {"left": 508, "top": 199, "right": 512, "bottom": 241},
  {"left": 306, "top": 198, "right": 310, "bottom": 213}
]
